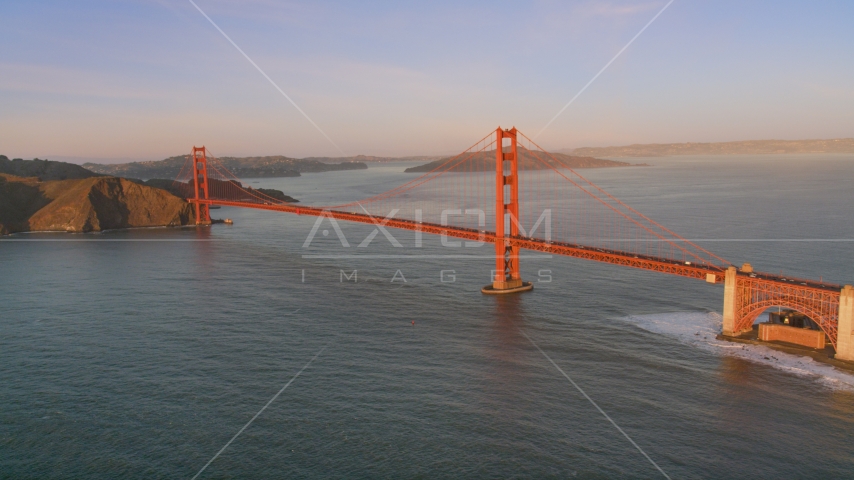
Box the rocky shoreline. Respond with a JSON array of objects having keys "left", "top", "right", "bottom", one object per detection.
[
  {"left": 0, "top": 157, "right": 299, "bottom": 235},
  {"left": 0, "top": 174, "right": 194, "bottom": 234}
]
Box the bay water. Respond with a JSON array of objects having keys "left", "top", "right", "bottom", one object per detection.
[{"left": 2, "top": 154, "right": 853, "bottom": 478}]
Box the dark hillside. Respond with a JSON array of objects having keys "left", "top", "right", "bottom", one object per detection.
[
  {"left": 0, "top": 155, "right": 101, "bottom": 181},
  {"left": 84, "top": 155, "right": 367, "bottom": 179}
]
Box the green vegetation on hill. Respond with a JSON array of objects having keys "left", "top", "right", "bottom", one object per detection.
[
  {"left": 84, "top": 155, "right": 368, "bottom": 179},
  {"left": 0, "top": 155, "right": 101, "bottom": 181},
  {"left": 141, "top": 178, "right": 298, "bottom": 203}
]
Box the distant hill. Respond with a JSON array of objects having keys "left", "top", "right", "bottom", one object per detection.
[
  {"left": 0, "top": 155, "right": 101, "bottom": 181},
  {"left": 404, "top": 150, "right": 634, "bottom": 173},
  {"left": 303, "top": 155, "right": 443, "bottom": 163},
  {"left": 142, "top": 178, "right": 298, "bottom": 203},
  {"left": 84, "top": 155, "right": 368, "bottom": 179},
  {"left": 567, "top": 138, "right": 854, "bottom": 157}
]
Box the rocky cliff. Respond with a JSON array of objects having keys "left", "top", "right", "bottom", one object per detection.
[{"left": 0, "top": 174, "right": 194, "bottom": 234}]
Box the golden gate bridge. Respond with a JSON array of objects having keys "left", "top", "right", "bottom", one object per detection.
[{"left": 172, "top": 127, "right": 854, "bottom": 361}]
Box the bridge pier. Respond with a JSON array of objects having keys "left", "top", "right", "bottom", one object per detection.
[
  {"left": 836, "top": 285, "right": 854, "bottom": 361},
  {"left": 482, "top": 127, "right": 532, "bottom": 295},
  {"left": 722, "top": 266, "right": 739, "bottom": 336}
]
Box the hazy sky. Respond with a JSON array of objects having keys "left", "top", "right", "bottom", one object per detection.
[{"left": 1, "top": 0, "right": 852, "bottom": 161}]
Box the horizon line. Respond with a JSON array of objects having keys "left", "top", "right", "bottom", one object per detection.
[{"left": 6, "top": 135, "right": 854, "bottom": 165}]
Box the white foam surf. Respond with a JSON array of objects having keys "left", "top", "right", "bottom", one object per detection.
[{"left": 621, "top": 311, "right": 854, "bottom": 391}]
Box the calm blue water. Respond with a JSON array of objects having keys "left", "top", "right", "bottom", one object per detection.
[{"left": 2, "top": 154, "right": 854, "bottom": 479}]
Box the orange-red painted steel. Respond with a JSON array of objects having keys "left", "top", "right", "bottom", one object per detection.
[
  {"left": 184, "top": 129, "right": 846, "bottom": 352},
  {"left": 732, "top": 274, "right": 841, "bottom": 348},
  {"left": 191, "top": 198, "right": 729, "bottom": 283},
  {"left": 191, "top": 146, "right": 211, "bottom": 225},
  {"left": 494, "top": 127, "right": 522, "bottom": 286}
]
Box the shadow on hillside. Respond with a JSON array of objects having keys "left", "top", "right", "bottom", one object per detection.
[{"left": 0, "top": 177, "right": 52, "bottom": 233}]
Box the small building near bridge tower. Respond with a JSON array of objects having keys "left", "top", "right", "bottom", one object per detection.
[{"left": 758, "top": 309, "right": 826, "bottom": 349}]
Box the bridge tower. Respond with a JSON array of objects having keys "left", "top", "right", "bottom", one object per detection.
[
  {"left": 837, "top": 285, "right": 854, "bottom": 361},
  {"left": 482, "top": 127, "right": 533, "bottom": 294},
  {"left": 191, "top": 146, "right": 211, "bottom": 225}
]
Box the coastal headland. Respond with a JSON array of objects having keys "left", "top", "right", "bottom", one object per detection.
[
  {"left": 0, "top": 173, "right": 193, "bottom": 234},
  {"left": 0, "top": 156, "right": 297, "bottom": 235}
]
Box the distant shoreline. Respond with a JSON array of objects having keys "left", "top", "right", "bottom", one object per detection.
[
  {"left": 566, "top": 138, "right": 854, "bottom": 158},
  {"left": 83, "top": 155, "right": 367, "bottom": 180}
]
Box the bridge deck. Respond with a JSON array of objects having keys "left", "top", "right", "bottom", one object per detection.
[{"left": 194, "top": 199, "right": 840, "bottom": 293}]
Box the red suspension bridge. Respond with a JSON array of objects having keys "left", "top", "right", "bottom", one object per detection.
[{"left": 173, "top": 127, "right": 854, "bottom": 361}]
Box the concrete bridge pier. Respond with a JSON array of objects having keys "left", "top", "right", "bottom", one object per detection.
[
  {"left": 836, "top": 285, "right": 854, "bottom": 361},
  {"left": 722, "top": 266, "right": 739, "bottom": 337}
]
